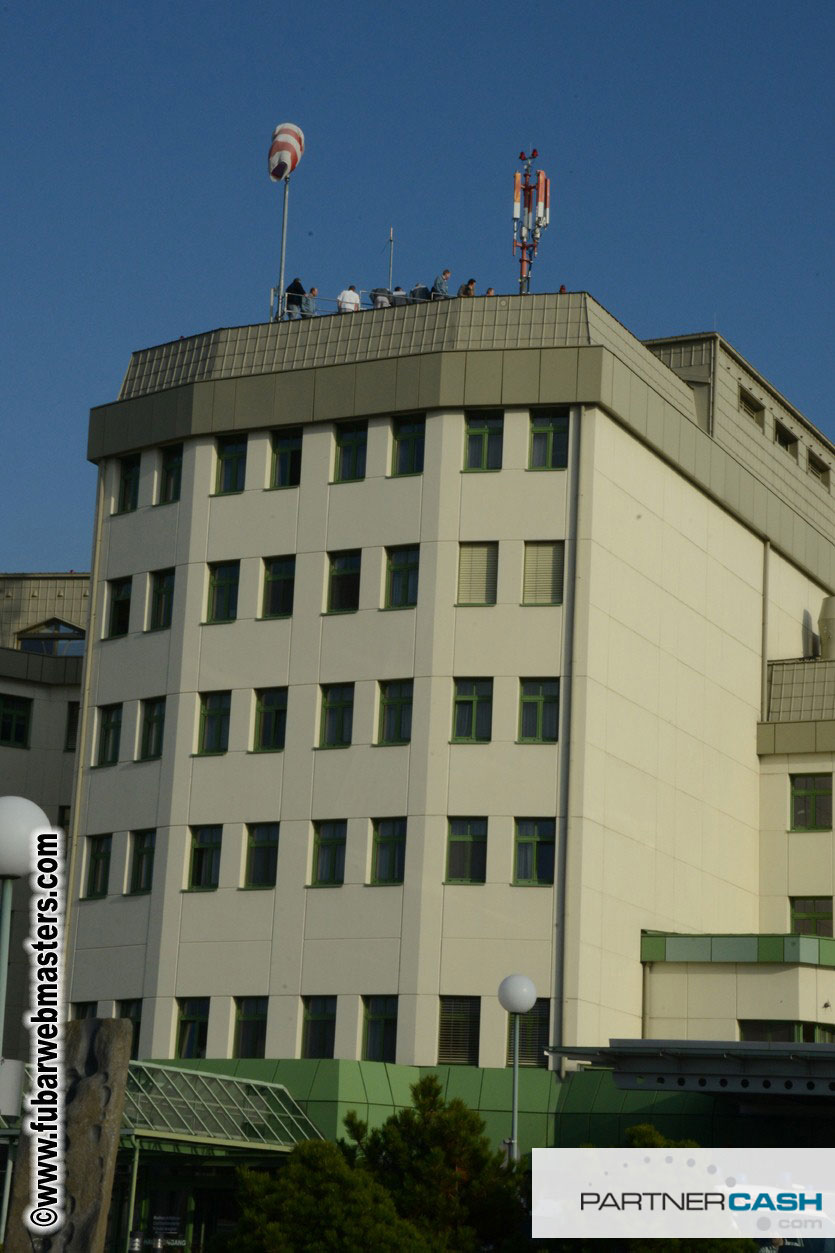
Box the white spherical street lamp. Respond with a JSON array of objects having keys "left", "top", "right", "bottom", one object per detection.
[{"left": 498, "top": 974, "right": 537, "bottom": 1162}]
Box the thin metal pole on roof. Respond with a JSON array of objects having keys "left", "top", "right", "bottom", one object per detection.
[
  {"left": 388, "top": 227, "right": 394, "bottom": 291},
  {"left": 276, "top": 176, "right": 290, "bottom": 322}
]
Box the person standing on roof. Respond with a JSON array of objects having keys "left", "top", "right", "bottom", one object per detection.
[
  {"left": 285, "top": 278, "right": 305, "bottom": 319},
  {"left": 301, "top": 287, "right": 318, "bottom": 318},
  {"left": 457, "top": 278, "right": 476, "bottom": 297},
  {"left": 432, "top": 269, "right": 452, "bottom": 299},
  {"left": 338, "top": 285, "right": 361, "bottom": 313}
]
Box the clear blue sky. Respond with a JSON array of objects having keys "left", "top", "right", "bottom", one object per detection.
[{"left": 2, "top": 0, "right": 832, "bottom": 571}]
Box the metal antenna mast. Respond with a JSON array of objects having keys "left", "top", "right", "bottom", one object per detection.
[{"left": 512, "top": 148, "right": 551, "bottom": 294}]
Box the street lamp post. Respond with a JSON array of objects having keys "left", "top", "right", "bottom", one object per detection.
[{"left": 497, "top": 973, "right": 537, "bottom": 1163}]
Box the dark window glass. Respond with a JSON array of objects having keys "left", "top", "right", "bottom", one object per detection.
[
  {"left": 328, "top": 551, "right": 361, "bottom": 613},
  {"left": 235, "top": 996, "right": 268, "bottom": 1058},
  {"left": 302, "top": 996, "right": 336, "bottom": 1058},
  {"left": 190, "top": 827, "right": 222, "bottom": 889},
  {"left": 452, "top": 679, "right": 492, "bottom": 742},
  {"left": 98, "top": 704, "right": 122, "bottom": 765},
  {"left": 207, "top": 562, "right": 239, "bottom": 623},
  {"left": 199, "top": 692, "right": 230, "bottom": 753},
  {"left": 335, "top": 423, "right": 367, "bottom": 482},
  {"left": 117, "top": 455, "right": 140, "bottom": 513},
  {"left": 263, "top": 556, "right": 295, "bottom": 618},
  {"left": 255, "top": 688, "right": 287, "bottom": 751},
  {"left": 160, "top": 444, "right": 183, "bottom": 503},
  {"left": 364, "top": 995, "right": 398, "bottom": 1062},
  {"left": 246, "top": 824, "right": 279, "bottom": 888},
  {"left": 86, "top": 835, "right": 112, "bottom": 898},
  {"left": 140, "top": 697, "right": 165, "bottom": 760},
  {"left": 313, "top": 821, "right": 346, "bottom": 885},
  {"left": 378, "top": 680, "right": 412, "bottom": 745},
  {"left": 108, "top": 578, "right": 132, "bottom": 638},
  {"left": 177, "top": 997, "right": 209, "bottom": 1058},
  {"left": 0, "top": 694, "right": 32, "bottom": 749},
  {"left": 372, "top": 818, "right": 406, "bottom": 884},
  {"left": 447, "top": 818, "right": 487, "bottom": 883},
  {"left": 529, "top": 408, "right": 569, "bottom": 469},
  {"left": 790, "top": 896, "right": 833, "bottom": 936},
  {"left": 272, "top": 428, "right": 302, "bottom": 488},
  {"left": 464, "top": 413, "right": 503, "bottom": 471},
  {"left": 320, "top": 685, "right": 353, "bottom": 748},
  {"left": 791, "top": 775, "right": 832, "bottom": 830},
  {"left": 130, "top": 830, "right": 156, "bottom": 894},
  {"left": 386, "top": 546, "right": 419, "bottom": 608},
  {"left": 215, "top": 436, "right": 247, "bottom": 494},
  {"left": 393, "top": 417, "right": 425, "bottom": 476},
  {"left": 519, "top": 679, "right": 559, "bottom": 743},
  {"left": 514, "top": 818, "right": 555, "bottom": 885},
  {"left": 118, "top": 999, "right": 143, "bottom": 1059},
  {"left": 149, "top": 569, "right": 175, "bottom": 630}
]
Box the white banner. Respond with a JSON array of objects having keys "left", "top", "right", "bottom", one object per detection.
[{"left": 532, "top": 1148, "right": 835, "bottom": 1240}]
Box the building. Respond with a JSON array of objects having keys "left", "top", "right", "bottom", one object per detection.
[{"left": 64, "top": 291, "right": 835, "bottom": 1096}]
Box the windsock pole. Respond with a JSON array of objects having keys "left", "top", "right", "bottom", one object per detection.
[
  {"left": 277, "top": 176, "right": 290, "bottom": 322},
  {"left": 268, "top": 123, "right": 305, "bottom": 321}
]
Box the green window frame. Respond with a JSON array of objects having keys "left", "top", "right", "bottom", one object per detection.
[
  {"left": 108, "top": 577, "right": 132, "bottom": 638},
  {"left": 64, "top": 701, "right": 80, "bottom": 752},
  {"left": 271, "top": 427, "right": 302, "bottom": 488},
  {"left": 790, "top": 896, "right": 833, "bottom": 936},
  {"left": 447, "top": 817, "right": 487, "bottom": 883},
  {"left": 518, "top": 679, "right": 559, "bottom": 743},
  {"left": 149, "top": 568, "right": 175, "bottom": 631},
  {"left": 514, "top": 818, "right": 555, "bottom": 885},
  {"left": 245, "top": 823, "right": 279, "bottom": 888},
  {"left": 97, "top": 704, "right": 122, "bottom": 766},
  {"left": 198, "top": 691, "right": 230, "bottom": 754},
  {"left": 378, "top": 680, "right": 412, "bottom": 745},
  {"left": 529, "top": 407, "right": 569, "bottom": 470},
  {"left": 505, "top": 998, "right": 550, "bottom": 1067},
  {"left": 438, "top": 996, "right": 480, "bottom": 1065},
  {"left": 129, "top": 830, "right": 156, "bottom": 894},
  {"left": 189, "top": 826, "right": 222, "bottom": 890},
  {"left": 522, "top": 541, "right": 565, "bottom": 605},
  {"left": 392, "top": 416, "right": 425, "bottom": 476},
  {"left": 327, "top": 550, "right": 361, "bottom": 613},
  {"left": 302, "top": 996, "right": 336, "bottom": 1058},
  {"left": 363, "top": 995, "right": 398, "bottom": 1062},
  {"left": 234, "top": 996, "right": 268, "bottom": 1058},
  {"left": 159, "top": 443, "right": 183, "bottom": 503},
  {"left": 312, "top": 820, "right": 346, "bottom": 885},
  {"left": 372, "top": 818, "right": 406, "bottom": 884},
  {"left": 385, "top": 545, "right": 419, "bottom": 608},
  {"left": 117, "top": 454, "right": 140, "bottom": 513},
  {"left": 464, "top": 411, "right": 503, "bottom": 471},
  {"left": 0, "top": 694, "right": 32, "bottom": 749},
  {"left": 334, "top": 422, "right": 367, "bottom": 482},
  {"left": 452, "top": 679, "right": 492, "bottom": 743},
  {"left": 139, "top": 697, "right": 165, "bottom": 761},
  {"left": 320, "top": 684, "right": 353, "bottom": 748},
  {"left": 790, "top": 774, "right": 832, "bottom": 830},
  {"left": 254, "top": 688, "right": 287, "bottom": 752},
  {"left": 215, "top": 435, "right": 247, "bottom": 494},
  {"left": 177, "top": 997, "right": 209, "bottom": 1059},
  {"left": 739, "top": 1020, "right": 835, "bottom": 1045},
  {"left": 207, "top": 561, "right": 239, "bottom": 623},
  {"left": 262, "top": 556, "right": 295, "bottom": 618},
  {"left": 86, "top": 835, "right": 112, "bottom": 899},
  {"left": 117, "top": 999, "right": 142, "bottom": 1059}
]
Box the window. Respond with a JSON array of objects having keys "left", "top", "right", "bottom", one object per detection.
[
  {"left": 302, "top": 996, "right": 336, "bottom": 1059},
  {"left": 0, "top": 694, "right": 32, "bottom": 749},
  {"left": 86, "top": 835, "right": 111, "bottom": 898},
  {"left": 254, "top": 688, "right": 287, "bottom": 752},
  {"left": 364, "top": 995, "right": 398, "bottom": 1062},
  {"left": 234, "top": 996, "right": 268, "bottom": 1058},
  {"left": 320, "top": 685, "right": 353, "bottom": 748},
  {"left": 198, "top": 691, "right": 230, "bottom": 754},
  {"left": 452, "top": 679, "right": 492, "bottom": 743},
  {"left": 262, "top": 556, "right": 295, "bottom": 618},
  {"left": 97, "top": 704, "right": 122, "bottom": 766},
  {"left": 117, "top": 454, "right": 140, "bottom": 513},
  {"left": 18, "top": 618, "right": 85, "bottom": 656},
  {"left": 107, "top": 577, "right": 132, "bottom": 638},
  {"left": 457, "top": 542, "right": 498, "bottom": 606},
  {"left": 529, "top": 407, "right": 569, "bottom": 469},
  {"left": 392, "top": 416, "right": 425, "bottom": 476},
  {"left": 271, "top": 427, "right": 302, "bottom": 488},
  {"left": 71, "top": 1002, "right": 97, "bottom": 1021},
  {"left": 189, "top": 826, "right": 222, "bottom": 890},
  {"left": 447, "top": 818, "right": 487, "bottom": 883},
  {"left": 159, "top": 444, "right": 183, "bottom": 503},
  {"left": 774, "top": 420, "right": 798, "bottom": 458},
  {"left": 523, "top": 541, "right": 564, "bottom": 605},
  {"left": 312, "top": 821, "right": 346, "bottom": 886},
  {"left": 464, "top": 412, "right": 503, "bottom": 471},
  {"left": 149, "top": 568, "right": 175, "bottom": 630},
  {"left": 790, "top": 896, "right": 833, "bottom": 937},
  {"left": 372, "top": 818, "right": 406, "bottom": 884},
  {"left": 57, "top": 805, "right": 70, "bottom": 832},
  {"left": 327, "top": 550, "right": 361, "bottom": 612},
  {"left": 385, "top": 545, "right": 419, "bottom": 608},
  {"left": 519, "top": 679, "right": 559, "bottom": 743},
  {"left": 215, "top": 435, "right": 247, "bottom": 494},
  {"left": 514, "top": 818, "right": 556, "bottom": 885},
  {"left": 334, "top": 422, "right": 367, "bottom": 482},
  {"left": 177, "top": 997, "right": 209, "bottom": 1059},
  {"left": 505, "top": 998, "right": 550, "bottom": 1067},
  {"left": 139, "top": 697, "right": 165, "bottom": 760},
  {"left": 808, "top": 450, "right": 830, "bottom": 490},
  {"left": 791, "top": 774, "right": 832, "bottom": 831},
  {"left": 245, "top": 823, "right": 279, "bottom": 888},
  {"left": 378, "top": 680, "right": 412, "bottom": 745},
  {"left": 117, "top": 999, "right": 142, "bottom": 1058},
  {"left": 438, "top": 996, "right": 480, "bottom": 1065},
  {"left": 739, "top": 387, "right": 764, "bottom": 430},
  {"left": 129, "top": 830, "right": 155, "bottom": 894},
  {"left": 739, "top": 1020, "right": 835, "bottom": 1045},
  {"left": 207, "top": 561, "right": 239, "bottom": 623}
]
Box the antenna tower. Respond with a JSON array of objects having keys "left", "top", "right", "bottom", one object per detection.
[{"left": 512, "top": 149, "right": 550, "bottom": 294}]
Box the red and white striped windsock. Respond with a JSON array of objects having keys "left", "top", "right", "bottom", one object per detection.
[{"left": 268, "top": 123, "right": 305, "bottom": 181}]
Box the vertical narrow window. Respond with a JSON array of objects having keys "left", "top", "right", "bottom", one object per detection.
[
  {"left": 57, "top": 805, "right": 71, "bottom": 832},
  {"left": 271, "top": 427, "right": 302, "bottom": 488},
  {"left": 372, "top": 818, "right": 406, "bottom": 884},
  {"left": 97, "top": 704, "right": 122, "bottom": 766},
  {"left": 198, "top": 691, "right": 231, "bottom": 753},
  {"left": 302, "top": 996, "right": 336, "bottom": 1058},
  {"left": 774, "top": 421, "right": 798, "bottom": 458},
  {"left": 529, "top": 408, "right": 569, "bottom": 469},
  {"left": 791, "top": 775, "right": 832, "bottom": 831},
  {"left": 438, "top": 996, "right": 480, "bottom": 1065},
  {"left": 159, "top": 443, "right": 183, "bottom": 503},
  {"left": 129, "top": 830, "right": 156, "bottom": 894},
  {"left": 457, "top": 542, "right": 498, "bottom": 605},
  {"left": 0, "top": 695, "right": 32, "bottom": 749},
  {"left": 452, "top": 679, "right": 492, "bottom": 743},
  {"left": 808, "top": 451, "right": 830, "bottom": 490},
  {"left": 447, "top": 818, "right": 487, "bottom": 883},
  {"left": 64, "top": 701, "right": 80, "bottom": 752},
  {"left": 71, "top": 1002, "right": 97, "bottom": 1020},
  {"left": 378, "top": 680, "right": 412, "bottom": 745},
  {"left": 790, "top": 897, "right": 833, "bottom": 936},
  {"left": 215, "top": 435, "right": 247, "bottom": 494},
  {"left": 327, "top": 550, "right": 361, "bottom": 612},
  {"left": 149, "top": 568, "right": 175, "bottom": 630},
  {"left": 514, "top": 818, "right": 555, "bottom": 885},
  {"left": 505, "top": 998, "right": 550, "bottom": 1067},
  {"left": 392, "top": 416, "right": 425, "bottom": 476},
  {"left": 139, "top": 697, "right": 165, "bottom": 760},
  {"left": 312, "top": 821, "right": 346, "bottom": 885},
  {"left": 245, "top": 823, "right": 279, "bottom": 888},
  {"left": 117, "top": 999, "right": 143, "bottom": 1059},
  {"left": 320, "top": 685, "right": 354, "bottom": 747},
  {"left": 385, "top": 545, "right": 419, "bottom": 608},
  {"left": 177, "top": 997, "right": 209, "bottom": 1059},
  {"left": 334, "top": 422, "right": 367, "bottom": 482},
  {"left": 523, "top": 541, "right": 565, "bottom": 605},
  {"left": 117, "top": 454, "right": 140, "bottom": 513},
  {"left": 363, "top": 995, "right": 398, "bottom": 1062},
  {"left": 234, "top": 996, "right": 268, "bottom": 1058},
  {"left": 207, "top": 561, "right": 239, "bottom": 623},
  {"left": 518, "top": 679, "right": 559, "bottom": 743},
  {"left": 464, "top": 412, "right": 503, "bottom": 471},
  {"left": 86, "top": 835, "right": 112, "bottom": 898},
  {"left": 189, "top": 826, "right": 222, "bottom": 889},
  {"left": 262, "top": 556, "right": 295, "bottom": 618},
  {"left": 739, "top": 387, "right": 764, "bottom": 430},
  {"left": 254, "top": 688, "right": 287, "bottom": 752},
  {"left": 107, "top": 577, "right": 132, "bottom": 638}
]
